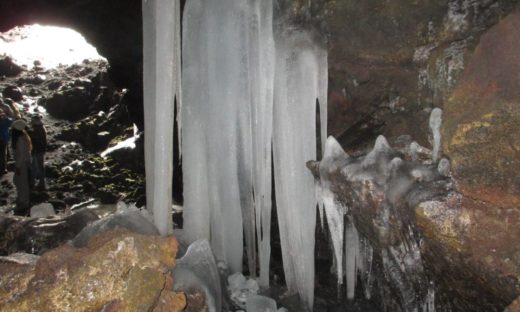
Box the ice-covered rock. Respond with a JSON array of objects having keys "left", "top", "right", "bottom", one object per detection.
[
  {"left": 227, "top": 272, "right": 260, "bottom": 309},
  {"left": 173, "top": 239, "right": 221, "bottom": 312},
  {"left": 246, "top": 295, "right": 277, "bottom": 312},
  {"left": 72, "top": 205, "right": 159, "bottom": 247}
]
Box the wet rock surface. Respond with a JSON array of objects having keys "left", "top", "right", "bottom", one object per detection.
[{"left": 0, "top": 229, "right": 184, "bottom": 312}]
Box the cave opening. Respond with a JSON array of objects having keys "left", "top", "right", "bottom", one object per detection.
[{"left": 0, "top": 24, "right": 106, "bottom": 69}]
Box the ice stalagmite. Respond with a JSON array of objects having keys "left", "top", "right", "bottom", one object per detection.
[
  {"left": 142, "top": 0, "right": 181, "bottom": 235},
  {"left": 273, "top": 29, "right": 328, "bottom": 311}
]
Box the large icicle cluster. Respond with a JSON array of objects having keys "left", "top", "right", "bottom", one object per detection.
[
  {"left": 273, "top": 28, "right": 328, "bottom": 310},
  {"left": 182, "top": 0, "right": 327, "bottom": 309},
  {"left": 142, "top": 0, "right": 182, "bottom": 236}
]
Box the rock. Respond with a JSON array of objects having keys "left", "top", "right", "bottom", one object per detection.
[
  {"left": 0, "top": 230, "right": 182, "bottom": 312},
  {"left": 506, "top": 296, "right": 520, "bottom": 312},
  {"left": 2, "top": 85, "right": 23, "bottom": 101},
  {"left": 29, "top": 203, "right": 56, "bottom": 218},
  {"left": 0, "top": 209, "right": 99, "bottom": 255},
  {"left": 440, "top": 9, "right": 520, "bottom": 309},
  {"left": 96, "top": 187, "right": 120, "bottom": 204},
  {"left": 0, "top": 57, "right": 23, "bottom": 77},
  {"left": 42, "top": 87, "right": 92, "bottom": 121},
  {"left": 0, "top": 253, "right": 39, "bottom": 307}
]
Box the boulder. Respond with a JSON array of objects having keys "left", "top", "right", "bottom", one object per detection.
[
  {"left": 0, "top": 209, "right": 99, "bottom": 255},
  {"left": 0, "top": 230, "right": 185, "bottom": 312},
  {"left": 2, "top": 85, "right": 23, "bottom": 101},
  {"left": 0, "top": 57, "right": 23, "bottom": 77},
  {"left": 42, "top": 87, "right": 93, "bottom": 121}
]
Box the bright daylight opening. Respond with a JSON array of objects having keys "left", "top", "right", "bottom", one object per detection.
[{"left": 0, "top": 24, "right": 106, "bottom": 69}]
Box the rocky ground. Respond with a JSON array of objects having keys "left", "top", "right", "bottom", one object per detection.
[{"left": 0, "top": 56, "right": 146, "bottom": 216}]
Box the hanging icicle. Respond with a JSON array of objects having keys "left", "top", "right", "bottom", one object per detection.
[{"left": 142, "top": 0, "right": 182, "bottom": 235}]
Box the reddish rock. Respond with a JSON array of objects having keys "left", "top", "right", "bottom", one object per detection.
[{"left": 0, "top": 230, "right": 182, "bottom": 312}]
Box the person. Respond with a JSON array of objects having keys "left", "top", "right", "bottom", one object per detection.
[
  {"left": 0, "top": 111, "right": 13, "bottom": 175},
  {"left": 0, "top": 98, "right": 16, "bottom": 119},
  {"left": 11, "top": 119, "right": 32, "bottom": 214},
  {"left": 28, "top": 114, "right": 47, "bottom": 189}
]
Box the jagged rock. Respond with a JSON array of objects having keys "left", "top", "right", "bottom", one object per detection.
[{"left": 0, "top": 230, "right": 184, "bottom": 312}]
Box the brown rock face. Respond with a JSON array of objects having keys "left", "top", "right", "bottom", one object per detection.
[
  {"left": 0, "top": 230, "right": 184, "bottom": 312},
  {"left": 440, "top": 8, "right": 520, "bottom": 305}
]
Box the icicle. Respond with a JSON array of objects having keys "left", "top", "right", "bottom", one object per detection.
[
  {"left": 142, "top": 0, "right": 181, "bottom": 235},
  {"left": 273, "top": 28, "right": 326, "bottom": 311},
  {"left": 253, "top": 0, "right": 276, "bottom": 287},
  {"left": 345, "top": 217, "right": 360, "bottom": 300},
  {"left": 181, "top": 0, "right": 211, "bottom": 243},
  {"left": 429, "top": 108, "right": 442, "bottom": 162},
  {"left": 318, "top": 137, "right": 349, "bottom": 287},
  {"left": 182, "top": 0, "right": 276, "bottom": 276}
]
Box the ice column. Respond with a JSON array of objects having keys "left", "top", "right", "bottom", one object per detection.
[
  {"left": 142, "top": 0, "right": 181, "bottom": 235},
  {"left": 273, "top": 29, "right": 328, "bottom": 311},
  {"left": 182, "top": 0, "right": 276, "bottom": 274},
  {"left": 251, "top": 0, "right": 275, "bottom": 287}
]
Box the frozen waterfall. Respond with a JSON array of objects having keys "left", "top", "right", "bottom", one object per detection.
[{"left": 142, "top": 0, "right": 182, "bottom": 236}]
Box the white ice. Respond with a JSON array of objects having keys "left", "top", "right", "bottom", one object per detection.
[
  {"left": 429, "top": 108, "right": 442, "bottom": 163},
  {"left": 273, "top": 28, "right": 327, "bottom": 311},
  {"left": 142, "top": 0, "right": 181, "bottom": 235},
  {"left": 246, "top": 295, "right": 277, "bottom": 312},
  {"left": 173, "top": 239, "right": 222, "bottom": 312}
]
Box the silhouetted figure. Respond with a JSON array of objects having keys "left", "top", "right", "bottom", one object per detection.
[
  {"left": 0, "top": 111, "right": 13, "bottom": 175},
  {"left": 11, "top": 119, "right": 32, "bottom": 214},
  {"left": 28, "top": 114, "right": 47, "bottom": 189}
]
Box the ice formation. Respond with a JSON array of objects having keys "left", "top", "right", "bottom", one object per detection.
[
  {"left": 173, "top": 239, "right": 221, "bottom": 312},
  {"left": 227, "top": 272, "right": 260, "bottom": 309},
  {"left": 182, "top": 0, "right": 275, "bottom": 274},
  {"left": 142, "top": 0, "right": 182, "bottom": 235},
  {"left": 273, "top": 28, "right": 327, "bottom": 310},
  {"left": 182, "top": 2, "right": 327, "bottom": 308},
  {"left": 429, "top": 108, "right": 443, "bottom": 162},
  {"left": 246, "top": 295, "right": 278, "bottom": 312}
]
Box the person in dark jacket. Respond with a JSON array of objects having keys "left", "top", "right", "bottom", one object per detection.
[
  {"left": 0, "top": 111, "right": 14, "bottom": 175},
  {"left": 11, "top": 119, "right": 32, "bottom": 213},
  {"left": 28, "top": 114, "right": 47, "bottom": 189}
]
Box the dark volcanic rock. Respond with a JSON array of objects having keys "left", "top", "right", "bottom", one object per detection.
[
  {"left": 1, "top": 85, "right": 23, "bottom": 101},
  {"left": 43, "top": 87, "right": 92, "bottom": 120},
  {"left": 0, "top": 57, "right": 23, "bottom": 77},
  {"left": 0, "top": 209, "right": 99, "bottom": 255}
]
